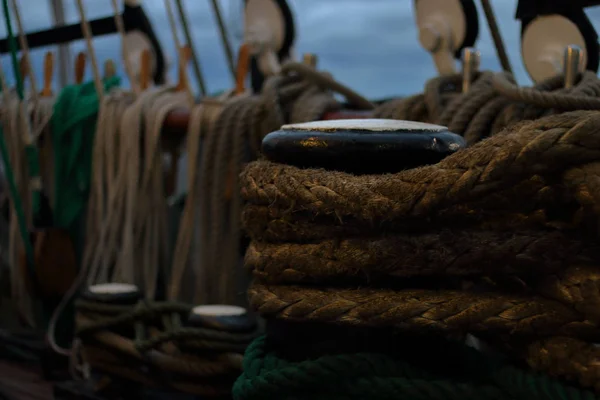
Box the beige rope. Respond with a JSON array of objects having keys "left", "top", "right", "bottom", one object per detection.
[
  {"left": 167, "top": 103, "right": 205, "bottom": 300},
  {"left": 109, "top": 0, "right": 139, "bottom": 95},
  {"left": 113, "top": 87, "right": 171, "bottom": 285},
  {"left": 9, "top": 0, "right": 39, "bottom": 100},
  {"left": 138, "top": 89, "right": 188, "bottom": 298}
]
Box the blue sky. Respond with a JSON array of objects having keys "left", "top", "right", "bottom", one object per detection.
[{"left": 3, "top": 0, "right": 600, "bottom": 99}]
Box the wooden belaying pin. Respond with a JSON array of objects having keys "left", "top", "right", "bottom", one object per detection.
[
  {"left": 563, "top": 45, "right": 584, "bottom": 89},
  {"left": 41, "top": 52, "right": 54, "bottom": 97},
  {"left": 461, "top": 47, "right": 480, "bottom": 93},
  {"left": 103, "top": 59, "right": 117, "bottom": 80},
  {"left": 74, "top": 52, "right": 87, "bottom": 84},
  {"left": 303, "top": 53, "right": 318, "bottom": 68},
  {"left": 235, "top": 43, "right": 251, "bottom": 95},
  {"left": 139, "top": 49, "right": 152, "bottom": 90},
  {"left": 175, "top": 45, "right": 192, "bottom": 92}
]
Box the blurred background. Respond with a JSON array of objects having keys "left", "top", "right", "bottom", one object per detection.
[{"left": 3, "top": 0, "right": 600, "bottom": 99}]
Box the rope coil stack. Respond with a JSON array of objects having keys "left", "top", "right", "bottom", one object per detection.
[
  {"left": 236, "top": 71, "right": 600, "bottom": 399},
  {"left": 74, "top": 294, "right": 257, "bottom": 397}
]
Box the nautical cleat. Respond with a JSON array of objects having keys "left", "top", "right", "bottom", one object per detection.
[
  {"left": 81, "top": 283, "right": 142, "bottom": 305},
  {"left": 516, "top": 0, "right": 600, "bottom": 83},
  {"left": 244, "top": 0, "right": 296, "bottom": 93},
  {"left": 414, "top": 0, "right": 479, "bottom": 76},
  {"left": 187, "top": 304, "right": 256, "bottom": 333},
  {"left": 261, "top": 119, "right": 466, "bottom": 174}
]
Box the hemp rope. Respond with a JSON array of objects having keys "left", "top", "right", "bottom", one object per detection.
[
  {"left": 167, "top": 102, "right": 206, "bottom": 300},
  {"left": 241, "top": 73, "right": 600, "bottom": 395},
  {"left": 73, "top": 298, "right": 253, "bottom": 396},
  {"left": 196, "top": 61, "right": 370, "bottom": 305},
  {"left": 0, "top": 0, "right": 56, "bottom": 326},
  {"left": 374, "top": 71, "right": 600, "bottom": 145},
  {"left": 138, "top": 90, "right": 188, "bottom": 298}
]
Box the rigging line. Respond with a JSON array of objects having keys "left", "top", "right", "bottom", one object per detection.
[
  {"left": 110, "top": 0, "right": 139, "bottom": 95},
  {"left": 164, "top": 0, "right": 194, "bottom": 104},
  {"left": 174, "top": 0, "right": 207, "bottom": 96},
  {"left": 209, "top": 0, "right": 236, "bottom": 81},
  {"left": 9, "top": 0, "right": 38, "bottom": 100},
  {"left": 480, "top": 0, "right": 513, "bottom": 75},
  {"left": 75, "top": 0, "right": 104, "bottom": 100},
  {"left": 49, "top": 0, "right": 70, "bottom": 88}
]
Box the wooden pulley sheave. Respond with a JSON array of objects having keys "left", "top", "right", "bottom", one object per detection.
[
  {"left": 413, "top": 0, "right": 479, "bottom": 76},
  {"left": 243, "top": 0, "right": 296, "bottom": 92},
  {"left": 516, "top": 0, "right": 600, "bottom": 83}
]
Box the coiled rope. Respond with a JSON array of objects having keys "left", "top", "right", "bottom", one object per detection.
[
  {"left": 234, "top": 335, "right": 597, "bottom": 400},
  {"left": 239, "top": 67, "right": 600, "bottom": 397},
  {"left": 73, "top": 298, "right": 255, "bottom": 396}
]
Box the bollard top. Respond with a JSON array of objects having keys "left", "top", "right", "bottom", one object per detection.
[
  {"left": 263, "top": 118, "right": 466, "bottom": 174},
  {"left": 281, "top": 119, "right": 448, "bottom": 133},
  {"left": 82, "top": 283, "right": 141, "bottom": 305},
  {"left": 187, "top": 304, "right": 256, "bottom": 333}
]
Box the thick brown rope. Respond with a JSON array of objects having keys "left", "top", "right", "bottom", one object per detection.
[
  {"left": 241, "top": 112, "right": 600, "bottom": 222},
  {"left": 248, "top": 282, "right": 597, "bottom": 337},
  {"left": 241, "top": 108, "right": 600, "bottom": 393}
]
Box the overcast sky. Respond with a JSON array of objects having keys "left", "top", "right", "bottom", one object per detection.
[{"left": 2, "top": 0, "right": 600, "bottom": 99}]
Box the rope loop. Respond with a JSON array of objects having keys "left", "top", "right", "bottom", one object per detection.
[{"left": 281, "top": 61, "right": 374, "bottom": 110}]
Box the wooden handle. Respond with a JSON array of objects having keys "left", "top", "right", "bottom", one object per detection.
[
  {"left": 103, "top": 59, "right": 116, "bottom": 79},
  {"left": 140, "top": 49, "right": 151, "bottom": 90},
  {"left": 303, "top": 53, "right": 318, "bottom": 68},
  {"left": 75, "top": 52, "right": 86, "bottom": 84},
  {"left": 175, "top": 45, "right": 192, "bottom": 92},
  {"left": 41, "top": 52, "right": 54, "bottom": 97},
  {"left": 19, "top": 55, "right": 29, "bottom": 84},
  {"left": 235, "top": 43, "right": 251, "bottom": 95}
]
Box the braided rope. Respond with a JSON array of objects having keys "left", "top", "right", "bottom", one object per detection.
[
  {"left": 241, "top": 82, "right": 600, "bottom": 395},
  {"left": 233, "top": 336, "right": 598, "bottom": 400}
]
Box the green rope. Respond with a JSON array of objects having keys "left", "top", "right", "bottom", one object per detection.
[
  {"left": 50, "top": 77, "right": 120, "bottom": 240},
  {"left": 0, "top": 0, "right": 34, "bottom": 274},
  {"left": 233, "top": 336, "right": 599, "bottom": 400}
]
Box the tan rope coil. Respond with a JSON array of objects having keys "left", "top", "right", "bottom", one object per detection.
[{"left": 241, "top": 80, "right": 600, "bottom": 394}]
